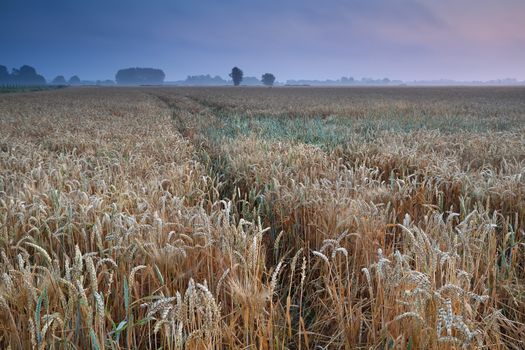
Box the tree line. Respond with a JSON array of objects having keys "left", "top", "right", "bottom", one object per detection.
[
  {"left": 0, "top": 64, "right": 46, "bottom": 86},
  {"left": 1, "top": 64, "right": 277, "bottom": 87},
  {"left": 0, "top": 64, "right": 84, "bottom": 86},
  {"left": 113, "top": 66, "right": 277, "bottom": 86}
]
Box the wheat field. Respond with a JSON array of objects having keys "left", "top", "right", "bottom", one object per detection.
[{"left": 0, "top": 86, "right": 524, "bottom": 349}]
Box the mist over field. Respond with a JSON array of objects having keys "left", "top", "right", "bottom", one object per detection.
[
  {"left": 1, "top": 1, "right": 524, "bottom": 349},
  {"left": 1, "top": 0, "right": 524, "bottom": 83}
]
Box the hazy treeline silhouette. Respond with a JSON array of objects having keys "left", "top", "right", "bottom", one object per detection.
[
  {"left": 242, "top": 76, "right": 262, "bottom": 85},
  {"left": 183, "top": 74, "right": 228, "bottom": 85},
  {"left": 175, "top": 74, "right": 267, "bottom": 86},
  {"left": 50, "top": 75, "right": 82, "bottom": 85},
  {"left": 0, "top": 64, "right": 86, "bottom": 87},
  {"left": 115, "top": 67, "right": 165, "bottom": 85},
  {"left": 285, "top": 76, "right": 403, "bottom": 86},
  {"left": 95, "top": 79, "right": 115, "bottom": 85},
  {"left": 0, "top": 64, "right": 46, "bottom": 86},
  {"left": 175, "top": 67, "right": 276, "bottom": 86},
  {"left": 3, "top": 63, "right": 524, "bottom": 88}
]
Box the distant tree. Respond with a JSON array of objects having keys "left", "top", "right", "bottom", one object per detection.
[
  {"left": 229, "top": 67, "right": 243, "bottom": 86},
  {"left": 10, "top": 65, "right": 46, "bottom": 85},
  {"left": 52, "top": 75, "right": 67, "bottom": 85},
  {"left": 115, "top": 67, "right": 165, "bottom": 85},
  {"left": 19, "top": 65, "right": 37, "bottom": 77},
  {"left": 261, "top": 73, "right": 276, "bottom": 86},
  {"left": 69, "top": 75, "right": 81, "bottom": 85},
  {"left": 0, "top": 65, "right": 10, "bottom": 85},
  {"left": 0, "top": 65, "right": 8, "bottom": 79}
]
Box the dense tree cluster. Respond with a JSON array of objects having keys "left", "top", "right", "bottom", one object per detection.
[
  {"left": 0, "top": 64, "right": 46, "bottom": 86},
  {"left": 115, "top": 67, "right": 165, "bottom": 85}
]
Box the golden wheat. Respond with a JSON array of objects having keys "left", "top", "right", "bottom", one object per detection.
[{"left": 0, "top": 86, "right": 523, "bottom": 349}]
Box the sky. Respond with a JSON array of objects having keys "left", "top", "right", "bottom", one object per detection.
[{"left": 1, "top": 0, "right": 524, "bottom": 82}]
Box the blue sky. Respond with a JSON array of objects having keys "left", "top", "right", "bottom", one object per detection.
[{"left": 1, "top": 0, "right": 524, "bottom": 81}]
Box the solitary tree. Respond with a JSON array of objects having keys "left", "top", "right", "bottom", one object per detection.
[
  {"left": 229, "top": 67, "right": 243, "bottom": 86},
  {"left": 52, "top": 75, "right": 67, "bottom": 85},
  {"left": 261, "top": 73, "right": 276, "bottom": 86}
]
